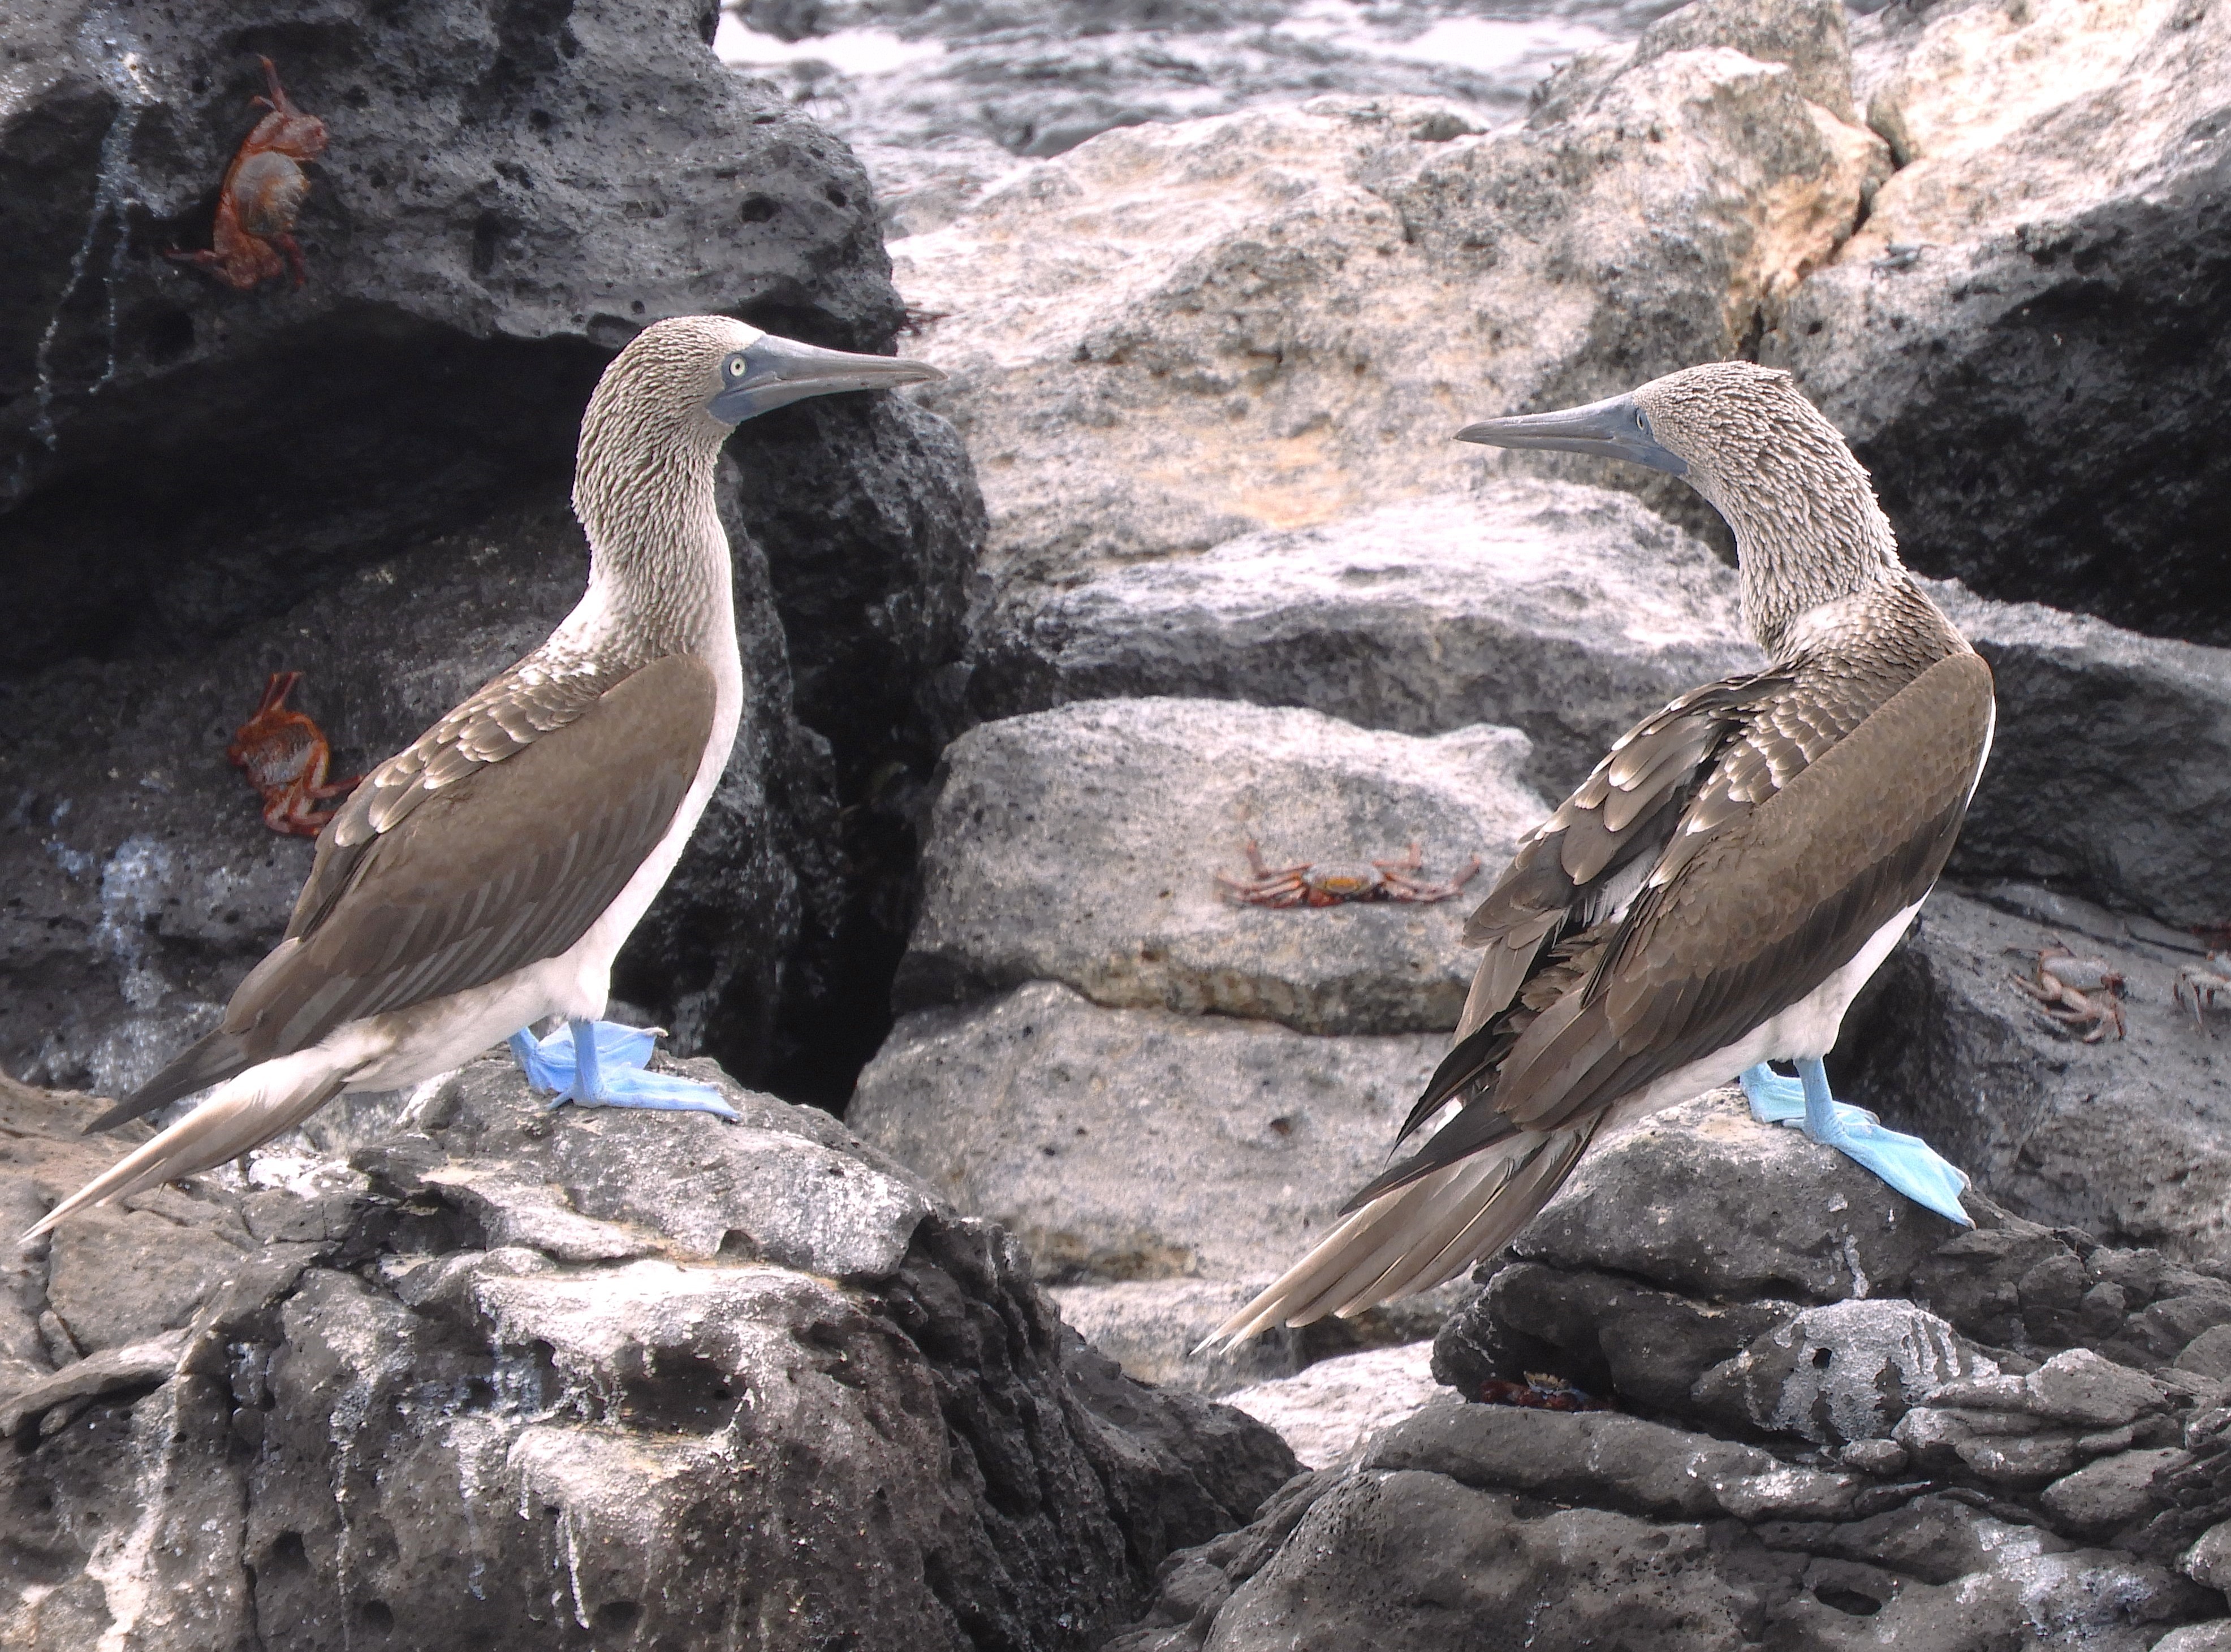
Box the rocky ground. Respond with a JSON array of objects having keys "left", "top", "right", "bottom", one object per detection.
[{"left": 5, "top": 0, "right": 2231, "bottom": 1642}]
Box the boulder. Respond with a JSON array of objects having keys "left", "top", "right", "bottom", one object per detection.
[
  {"left": 0, "top": 1059, "right": 1297, "bottom": 1650},
  {"left": 892, "top": 15, "right": 1885, "bottom": 596},
  {"left": 1770, "top": 0, "right": 2231, "bottom": 645},
  {"left": 852, "top": 980, "right": 1445, "bottom": 1282},
  {"left": 1841, "top": 883, "right": 2231, "bottom": 1274},
  {"left": 897, "top": 697, "right": 1546, "bottom": 1035},
  {"left": 969, "top": 483, "right": 1764, "bottom": 795}
]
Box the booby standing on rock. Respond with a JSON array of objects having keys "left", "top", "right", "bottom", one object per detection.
[
  {"left": 1209, "top": 361, "right": 1992, "bottom": 1346},
  {"left": 29, "top": 316, "right": 942, "bottom": 1238}
]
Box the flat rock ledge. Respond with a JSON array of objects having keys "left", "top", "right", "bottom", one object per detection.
[
  {"left": 0, "top": 1063, "right": 1296, "bottom": 1651},
  {"left": 1101, "top": 1094, "right": 2231, "bottom": 1651}
]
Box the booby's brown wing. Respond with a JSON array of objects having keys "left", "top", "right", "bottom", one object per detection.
[
  {"left": 92, "top": 656, "right": 716, "bottom": 1129},
  {"left": 1361, "top": 648, "right": 1993, "bottom": 1204}
]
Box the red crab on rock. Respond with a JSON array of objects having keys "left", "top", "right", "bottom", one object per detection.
[
  {"left": 1216, "top": 838, "right": 1482, "bottom": 908},
  {"left": 166, "top": 57, "right": 328, "bottom": 291},
  {"left": 1477, "top": 1374, "right": 1612, "bottom": 1412},
  {"left": 228, "top": 672, "right": 359, "bottom": 838}
]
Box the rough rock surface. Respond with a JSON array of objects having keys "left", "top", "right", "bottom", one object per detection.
[
  {"left": 891, "top": 0, "right": 1887, "bottom": 595},
  {"left": 853, "top": 980, "right": 1445, "bottom": 1283},
  {"left": 1101, "top": 1096, "right": 2231, "bottom": 1651},
  {"left": 1844, "top": 882, "right": 2231, "bottom": 1273},
  {"left": 969, "top": 483, "right": 1764, "bottom": 795},
  {"left": 0, "top": 1062, "right": 1296, "bottom": 1649},
  {"left": 898, "top": 697, "right": 1544, "bottom": 1035},
  {"left": 1770, "top": 0, "right": 2231, "bottom": 646},
  {"left": 1219, "top": 1342, "right": 1443, "bottom": 1471}
]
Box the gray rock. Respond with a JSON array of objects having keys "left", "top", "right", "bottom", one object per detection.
[
  {"left": 2157, "top": 1626, "right": 2231, "bottom": 1652},
  {"left": 2181, "top": 1520, "right": 2231, "bottom": 1589},
  {"left": 2183, "top": 1329, "right": 2231, "bottom": 1381},
  {"left": 0, "top": 1057, "right": 1298, "bottom": 1649},
  {"left": 852, "top": 980, "right": 1446, "bottom": 1281},
  {"left": 1221, "top": 1343, "right": 1446, "bottom": 1471},
  {"left": 1930, "top": 583, "right": 2231, "bottom": 928},
  {"left": 1699, "top": 1298, "right": 1988, "bottom": 1448},
  {"left": 897, "top": 698, "right": 1545, "bottom": 1033},
  {"left": 1770, "top": 0, "right": 2231, "bottom": 646},
  {"left": 1166, "top": 1464, "right": 2212, "bottom": 1652},
  {"left": 969, "top": 485, "right": 1764, "bottom": 795},
  {"left": 2042, "top": 1447, "right": 2188, "bottom": 1534},
  {"left": 1841, "top": 883, "right": 2231, "bottom": 1275},
  {"left": 895, "top": 44, "right": 1885, "bottom": 598}
]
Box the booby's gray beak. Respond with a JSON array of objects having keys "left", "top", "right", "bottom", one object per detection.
[
  {"left": 1455, "top": 392, "right": 1686, "bottom": 477},
  {"left": 709, "top": 335, "right": 946, "bottom": 423}
]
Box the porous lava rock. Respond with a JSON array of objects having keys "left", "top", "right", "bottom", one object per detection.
[{"left": 0, "top": 1061, "right": 1296, "bottom": 1650}]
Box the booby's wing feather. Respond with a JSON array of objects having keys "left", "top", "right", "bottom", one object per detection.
[
  {"left": 1412, "top": 669, "right": 1794, "bottom": 1134},
  {"left": 89, "top": 657, "right": 715, "bottom": 1131},
  {"left": 1381, "top": 650, "right": 1993, "bottom": 1195}
]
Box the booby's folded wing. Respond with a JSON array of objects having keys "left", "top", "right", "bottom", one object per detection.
[
  {"left": 1363, "top": 648, "right": 1993, "bottom": 1204},
  {"left": 92, "top": 656, "right": 716, "bottom": 1129},
  {"left": 1405, "top": 667, "right": 1798, "bottom": 1139}
]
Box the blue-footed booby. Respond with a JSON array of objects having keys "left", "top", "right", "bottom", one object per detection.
[
  {"left": 1208, "top": 361, "right": 1993, "bottom": 1346},
  {"left": 29, "top": 316, "right": 942, "bottom": 1238}
]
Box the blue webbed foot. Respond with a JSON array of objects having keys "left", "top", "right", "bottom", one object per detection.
[
  {"left": 508, "top": 1020, "right": 740, "bottom": 1121},
  {"left": 1740, "top": 1062, "right": 1879, "bottom": 1127},
  {"left": 1780, "top": 1056, "right": 1970, "bottom": 1226}
]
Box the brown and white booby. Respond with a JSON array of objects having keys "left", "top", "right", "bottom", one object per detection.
[
  {"left": 29, "top": 316, "right": 941, "bottom": 1238},
  {"left": 1207, "top": 361, "right": 1992, "bottom": 1346}
]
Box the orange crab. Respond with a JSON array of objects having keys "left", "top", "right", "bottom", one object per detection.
[
  {"left": 167, "top": 57, "right": 328, "bottom": 291},
  {"left": 228, "top": 672, "right": 359, "bottom": 838},
  {"left": 1216, "top": 839, "right": 1482, "bottom": 908}
]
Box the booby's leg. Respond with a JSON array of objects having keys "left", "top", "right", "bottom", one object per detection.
[
  {"left": 507, "top": 1021, "right": 739, "bottom": 1119},
  {"left": 1790, "top": 1056, "right": 1970, "bottom": 1226},
  {"left": 1740, "top": 1062, "right": 1882, "bottom": 1126}
]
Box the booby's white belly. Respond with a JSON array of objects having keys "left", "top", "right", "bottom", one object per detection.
[{"left": 1605, "top": 895, "right": 1928, "bottom": 1131}]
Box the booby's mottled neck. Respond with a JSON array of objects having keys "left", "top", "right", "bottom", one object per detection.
[
  {"left": 567, "top": 362, "right": 738, "bottom": 662},
  {"left": 1669, "top": 402, "right": 1908, "bottom": 662}
]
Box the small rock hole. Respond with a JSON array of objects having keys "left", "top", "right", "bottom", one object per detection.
[
  {"left": 595, "top": 1600, "right": 641, "bottom": 1633},
  {"left": 1811, "top": 1347, "right": 1833, "bottom": 1368},
  {"left": 357, "top": 1599, "right": 395, "bottom": 1633},
  {"left": 739, "top": 194, "right": 778, "bottom": 223},
  {"left": 266, "top": 1532, "right": 309, "bottom": 1576},
  {"left": 1814, "top": 1584, "right": 1882, "bottom": 1616}
]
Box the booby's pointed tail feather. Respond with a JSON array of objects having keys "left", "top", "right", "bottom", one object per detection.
[
  {"left": 85, "top": 1028, "right": 257, "bottom": 1133},
  {"left": 1199, "top": 1122, "right": 1598, "bottom": 1352},
  {"left": 29, "top": 1053, "right": 347, "bottom": 1239}
]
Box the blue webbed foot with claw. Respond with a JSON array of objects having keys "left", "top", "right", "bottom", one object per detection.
[
  {"left": 1740, "top": 1058, "right": 1969, "bottom": 1226},
  {"left": 508, "top": 1020, "right": 740, "bottom": 1120}
]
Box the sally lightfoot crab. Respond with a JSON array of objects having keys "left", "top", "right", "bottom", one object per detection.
[
  {"left": 228, "top": 672, "right": 359, "bottom": 837},
  {"left": 2174, "top": 952, "right": 2231, "bottom": 1037},
  {"left": 2008, "top": 934, "right": 2126, "bottom": 1043},
  {"left": 167, "top": 57, "right": 328, "bottom": 291},
  {"left": 1216, "top": 839, "right": 1481, "bottom": 908}
]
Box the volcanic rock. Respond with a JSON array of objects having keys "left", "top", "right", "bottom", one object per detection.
[{"left": 0, "top": 1059, "right": 1296, "bottom": 1650}]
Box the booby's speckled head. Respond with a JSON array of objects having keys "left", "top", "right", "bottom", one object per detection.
[{"left": 1456, "top": 362, "right": 1905, "bottom": 656}]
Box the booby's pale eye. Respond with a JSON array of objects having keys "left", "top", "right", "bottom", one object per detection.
[{"left": 726, "top": 354, "right": 749, "bottom": 379}]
